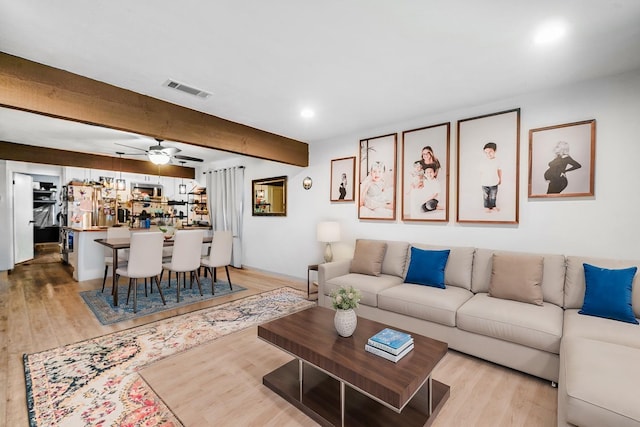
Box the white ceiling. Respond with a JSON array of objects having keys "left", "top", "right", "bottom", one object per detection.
[{"left": 1, "top": 1, "right": 640, "bottom": 164}]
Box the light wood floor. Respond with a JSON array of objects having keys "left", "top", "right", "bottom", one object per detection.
[{"left": 1, "top": 247, "right": 557, "bottom": 426}]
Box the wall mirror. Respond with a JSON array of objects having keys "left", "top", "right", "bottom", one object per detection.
[{"left": 252, "top": 176, "right": 287, "bottom": 216}]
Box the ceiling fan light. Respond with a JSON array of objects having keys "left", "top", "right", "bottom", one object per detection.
[{"left": 148, "top": 151, "right": 170, "bottom": 165}]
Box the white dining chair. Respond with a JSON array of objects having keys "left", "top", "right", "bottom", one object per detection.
[
  {"left": 200, "top": 230, "right": 233, "bottom": 295},
  {"left": 101, "top": 226, "right": 131, "bottom": 293},
  {"left": 115, "top": 231, "right": 166, "bottom": 313},
  {"left": 161, "top": 229, "right": 205, "bottom": 302}
]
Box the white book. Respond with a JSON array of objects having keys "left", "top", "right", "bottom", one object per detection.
[
  {"left": 365, "top": 343, "right": 414, "bottom": 363},
  {"left": 366, "top": 337, "right": 414, "bottom": 355}
]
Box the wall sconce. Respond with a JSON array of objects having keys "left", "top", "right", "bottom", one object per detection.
[{"left": 302, "top": 176, "right": 312, "bottom": 190}]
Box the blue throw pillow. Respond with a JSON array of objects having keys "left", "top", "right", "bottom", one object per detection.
[
  {"left": 404, "top": 247, "right": 450, "bottom": 289},
  {"left": 579, "top": 263, "right": 638, "bottom": 325}
]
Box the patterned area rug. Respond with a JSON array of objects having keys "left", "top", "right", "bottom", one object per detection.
[
  {"left": 81, "top": 278, "right": 246, "bottom": 325},
  {"left": 24, "top": 287, "right": 315, "bottom": 427}
]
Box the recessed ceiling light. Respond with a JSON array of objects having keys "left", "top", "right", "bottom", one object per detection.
[
  {"left": 534, "top": 20, "right": 567, "bottom": 45},
  {"left": 300, "top": 108, "right": 315, "bottom": 119}
]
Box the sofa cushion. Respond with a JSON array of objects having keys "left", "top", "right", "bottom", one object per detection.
[
  {"left": 457, "top": 293, "right": 563, "bottom": 353},
  {"left": 350, "top": 239, "right": 387, "bottom": 276},
  {"left": 563, "top": 337, "right": 640, "bottom": 427},
  {"left": 563, "top": 309, "right": 640, "bottom": 349},
  {"left": 489, "top": 253, "right": 544, "bottom": 306},
  {"left": 411, "top": 243, "right": 475, "bottom": 290},
  {"left": 579, "top": 263, "right": 638, "bottom": 324},
  {"left": 472, "top": 248, "right": 565, "bottom": 307},
  {"left": 325, "top": 273, "right": 403, "bottom": 308},
  {"left": 566, "top": 256, "right": 640, "bottom": 319},
  {"left": 378, "top": 283, "right": 473, "bottom": 327},
  {"left": 381, "top": 241, "right": 410, "bottom": 278},
  {"left": 404, "top": 247, "right": 450, "bottom": 289}
]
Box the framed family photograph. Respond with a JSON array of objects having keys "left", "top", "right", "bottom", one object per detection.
[
  {"left": 359, "top": 133, "right": 397, "bottom": 220},
  {"left": 330, "top": 156, "right": 356, "bottom": 202},
  {"left": 528, "top": 119, "right": 596, "bottom": 198},
  {"left": 457, "top": 108, "right": 520, "bottom": 224},
  {"left": 401, "top": 122, "right": 450, "bottom": 222}
]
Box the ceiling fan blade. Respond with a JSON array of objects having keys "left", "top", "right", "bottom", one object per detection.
[
  {"left": 174, "top": 154, "right": 204, "bottom": 162},
  {"left": 115, "top": 142, "right": 148, "bottom": 152},
  {"left": 162, "top": 147, "right": 181, "bottom": 155},
  {"left": 152, "top": 138, "right": 181, "bottom": 155}
]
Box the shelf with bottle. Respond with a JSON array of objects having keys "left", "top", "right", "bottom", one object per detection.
[{"left": 187, "top": 188, "right": 209, "bottom": 225}]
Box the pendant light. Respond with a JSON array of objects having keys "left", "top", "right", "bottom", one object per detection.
[
  {"left": 115, "top": 152, "right": 126, "bottom": 191},
  {"left": 178, "top": 161, "right": 187, "bottom": 194}
]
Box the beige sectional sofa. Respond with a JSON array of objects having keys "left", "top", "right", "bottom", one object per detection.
[
  {"left": 557, "top": 256, "right": 640, "bottom": 427},
  {"left": 317, "top": 239, "right": 640, "bottom": 427}
]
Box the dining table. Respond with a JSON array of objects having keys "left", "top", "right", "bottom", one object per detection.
[{"left": 95, "top": 234, "right": 213, "bottom": 306}]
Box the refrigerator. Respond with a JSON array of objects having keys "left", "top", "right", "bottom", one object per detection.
[{"left": 64, "top": 183, "right": 117, "bottom": 228}]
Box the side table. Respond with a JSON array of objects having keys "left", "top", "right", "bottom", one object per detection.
[{"left": 307, "top": 264, "right": 319, "bottom": 300}]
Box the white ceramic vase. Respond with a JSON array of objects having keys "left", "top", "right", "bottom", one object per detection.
[{"left": 334, "top": 308, "right": 357, "bottom": 337}]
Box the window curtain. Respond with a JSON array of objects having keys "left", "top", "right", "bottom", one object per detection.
[{"left": 206, "top": 166, "right": 244, "bottom": 267}]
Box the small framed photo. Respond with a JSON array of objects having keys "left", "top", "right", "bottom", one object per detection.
[
  {"left": 457, "top": 108, "right": 520, "bottom": 224},
  {"left": 528, "top": 119, "right": 596, "bottom": 198},
  {"left": 401, "top": 122, "right": 450, "bottom": 222},
  {"left": 358, "top": 133, "right": 397, "bottom": 220},
  {"left": 330, "top": 156, "right": 356, "bottom": 202}
]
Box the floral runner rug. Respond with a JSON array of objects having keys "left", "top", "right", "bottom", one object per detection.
[{"left": 24, "top": 287, "right": 315, "bottom": 427}]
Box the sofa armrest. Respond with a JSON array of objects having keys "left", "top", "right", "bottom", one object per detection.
[{"left": 318, "top": 260, "right": 351, "bottom": 294}]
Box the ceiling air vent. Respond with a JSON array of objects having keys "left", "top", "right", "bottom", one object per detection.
[{"left": 163, "top": 79, "right": 211, "bottom": 98}]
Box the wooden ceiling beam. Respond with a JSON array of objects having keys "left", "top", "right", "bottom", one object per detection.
[
  {"left": 0, "top": 52, "right": 309, "bottom": 167},
  {"left": 0, "top": 141, "right": 194, "bottom": 179}
]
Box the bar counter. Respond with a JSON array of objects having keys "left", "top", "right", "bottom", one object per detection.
[{"left": 64, "top": 226, "right": 212, "bottom": 282}]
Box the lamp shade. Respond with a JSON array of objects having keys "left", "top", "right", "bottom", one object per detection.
[
  {"left": 317, "top": 221, "right": 341, "bottom": 243},
  {"left": 148, "top": 151, "right": 171, "bottom": 165}
]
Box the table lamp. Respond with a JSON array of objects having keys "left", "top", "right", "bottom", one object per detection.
[{"left": 317, "top": 221, "right": 341, "bottom": 263}]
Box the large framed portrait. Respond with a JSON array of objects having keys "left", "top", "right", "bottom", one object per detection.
[
  {"left": 528, "top": 119, "right": 596, "bottom": 198},
  {"left": 457, "top": 108, "right": 520, "bottom": 224},
  {"left": 358, "top": 133, "right": 397, "bottom": 220},
  {"left": 401, "top": 122, "right": 450, "bottom": 222},
  {"left": 330, "top": 156, "right": 356, "bottom": 202}
]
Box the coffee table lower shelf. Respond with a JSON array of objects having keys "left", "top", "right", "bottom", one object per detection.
[{"left": 263, "top": 359, "right": 450, "bottom": 427}]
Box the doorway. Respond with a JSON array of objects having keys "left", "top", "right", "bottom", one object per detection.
[{"left": 13, "top": 172, "right": 61, "bottom": 265}]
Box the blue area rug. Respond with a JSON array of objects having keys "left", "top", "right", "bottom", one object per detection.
[{"left": 80, "top": 278, "right": 246, "bottom": 325}]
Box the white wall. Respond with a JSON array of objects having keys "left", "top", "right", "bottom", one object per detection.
[
  {"left": 0, "top": 161, "right": 9, "bottom": 270},
  {"left": 241, "top": 69, "right": 640, "bottom": 280},
  {"left": 2, "top": 70, "right": 638, "bottom": 276}
]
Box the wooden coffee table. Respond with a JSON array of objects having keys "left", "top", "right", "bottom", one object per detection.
[{"left": 258, "top": 306, "right": 449, "bottom": 427}]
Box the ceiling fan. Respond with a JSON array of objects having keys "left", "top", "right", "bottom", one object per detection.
[{"left": 115, "top": 138, "right": 204, "bottom": 164}]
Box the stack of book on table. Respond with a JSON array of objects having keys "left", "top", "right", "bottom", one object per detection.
[{"left": 365, "top": 328, "right": 414, "bottom": 363}]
